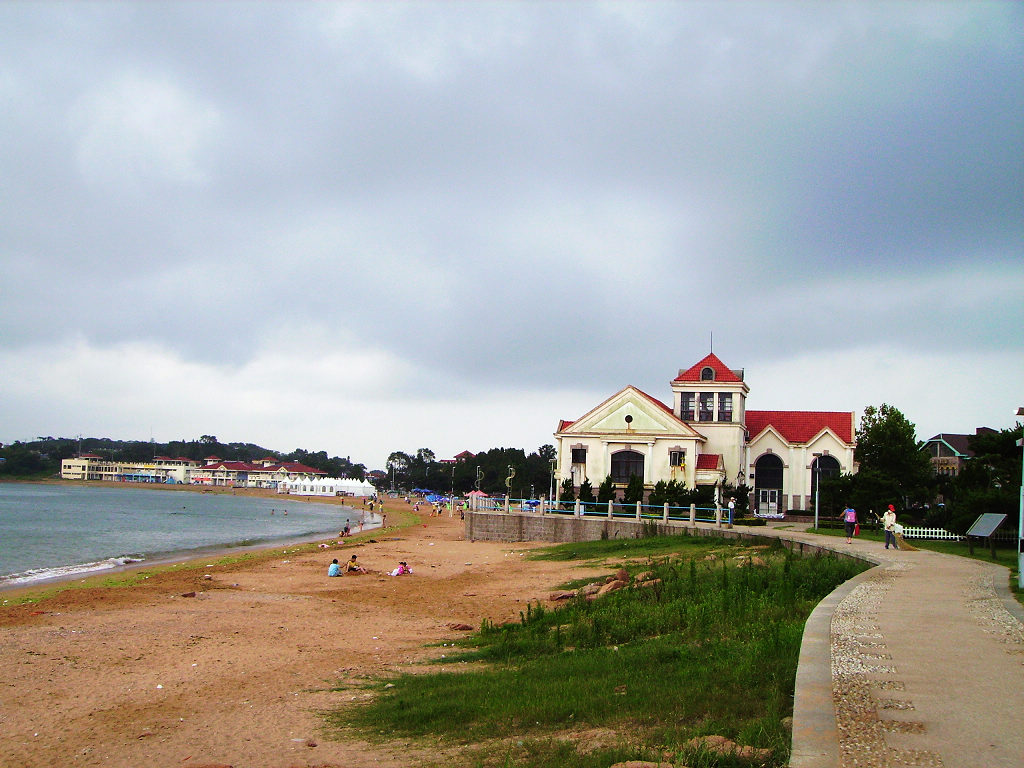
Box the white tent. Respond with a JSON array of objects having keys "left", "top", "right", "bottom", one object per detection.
[{"left": 278, "top": 476, "right": 377, "bottom": 497}]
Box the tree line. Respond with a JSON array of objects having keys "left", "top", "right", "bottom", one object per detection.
[
  {"left": 4, "top": 408, "right": 1020, "bottom": 538},
  {"left": 0, "top": 435, "right": 368, "bottom": 481},
  {"left": 818, "top": 403, "right": 1022, "bottom": 535},
  {"left": 384, "top": 446, "right": 558, "bottom": 498}
]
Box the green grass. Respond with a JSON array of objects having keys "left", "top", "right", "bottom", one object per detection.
[{"left": 324, "top": 535, "right": 869, "bottom": 767}]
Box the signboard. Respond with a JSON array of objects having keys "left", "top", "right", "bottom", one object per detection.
[{"left": 966, "top": 513, "right": 1007, "bottom": 539}]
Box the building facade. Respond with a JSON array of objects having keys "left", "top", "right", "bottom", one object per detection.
[
  {"left": 922, "top": 428, "right": 995, "bottom": 477},
  {"left": 553, "top": 353, "right": 857, "bottom": 514},
  {"left": 61, "top": 454, "right": 326, "bottom": 487}
]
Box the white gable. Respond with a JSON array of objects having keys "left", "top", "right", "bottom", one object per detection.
[{"left": 559, "top": 386, "right": 703, "bottom": 439}]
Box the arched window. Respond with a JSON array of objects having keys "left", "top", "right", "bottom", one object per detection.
[
  {"left": 611, "top": 450, "right": 644, "bottom": 483},
  {"left": 701, "top": 366, "right": 715, "bottom": 380}
]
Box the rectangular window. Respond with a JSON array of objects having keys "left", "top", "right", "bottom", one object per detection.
[
  {"left": 571, "top": 448, "right": 587, "bottom": 464},
  {"left": 699, "top": 393, "right": 714, "bottom": 421},
  {"left": 717, "top": 393, "right": 732, "bottom": 422},
  {"left": 681, "top": 392, "right": 695, "bottom": 420},
  {"left": 670, "top": 450, "right": 685, "bottom": 467}
]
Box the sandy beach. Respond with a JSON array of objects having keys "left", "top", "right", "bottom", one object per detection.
[{"left": 0, "top": 493, "right": 603, "bottom": 768}]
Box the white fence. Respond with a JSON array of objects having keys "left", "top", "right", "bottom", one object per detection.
[{"left": 900, "top": 526, "right": 1016, "bottom": 542}]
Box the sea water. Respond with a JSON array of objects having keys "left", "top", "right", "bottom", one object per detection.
[{"left": 0, "top": 483, "right": 367, "bottom": 587}]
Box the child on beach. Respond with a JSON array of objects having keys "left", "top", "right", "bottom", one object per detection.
[
  {"left": 389, "top": 561, "right": 412, "bottom": 577},
  {"left": 327, "top": 559, "right": 341, "bottom": 577},
  {"left": 345, "top": 555, "right": 366, "bottom": 574}
]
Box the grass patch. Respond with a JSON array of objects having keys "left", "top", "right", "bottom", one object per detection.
[{"left": 325, "top": 536, "right": 868, "bottom": 766}]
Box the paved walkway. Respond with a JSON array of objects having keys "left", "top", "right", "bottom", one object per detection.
[{"left": 761, "top": 525, "right": 1024, "bottom": 768}]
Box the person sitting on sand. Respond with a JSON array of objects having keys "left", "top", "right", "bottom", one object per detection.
[
  {"left": 327, "top": 559, "right": 341, "bottom": 577},
  {"left": 389, "top": 561, "right": 411, "bottom": 577},
  {"left": 345, "top": 555, "right": 366, "bottom": 574}
]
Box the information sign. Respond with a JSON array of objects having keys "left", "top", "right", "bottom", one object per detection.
[{"left": 966, "top": 513, "right": 1007, "bottom": 539}]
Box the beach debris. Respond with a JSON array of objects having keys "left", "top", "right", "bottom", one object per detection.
[
  {"left": 203, "top": 574, "right": 213, "bottom": 580},
  {"left": 181, "top": 592, "right": 196, "bottom": 598},
  {"left": 447, "top": 622, "right": 473, "bottom": 631}
]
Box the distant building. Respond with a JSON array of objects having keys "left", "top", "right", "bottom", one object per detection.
[
  {"left": 61, "top": 454, "right": 325, "bottom": 487},
  {"left": 553, "top": 353, "right": 857, "bottom": 515},
  {"left": 922, "top": 428, "right": 995, "bottom": 476}
]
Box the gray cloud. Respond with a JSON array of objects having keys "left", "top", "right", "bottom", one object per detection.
[{"left": 1, "top": 2, "right": 1021, "bottom": 466}]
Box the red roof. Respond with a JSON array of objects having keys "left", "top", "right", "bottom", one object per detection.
[
  {"left": 745, "top": 410, "right": 855, "bottom": 444},
  {"left": 270, "top": 462, "right": 326, "bottom": 475},
  {"left": 673, "top": 353, "right": 743, "bottom": 383},
  {"left": 454, "top": 450, "right": 475, "bottom": 460},
  {"left": 201, "top": 461, "right": 252, "bottom": 471},
  {"left": 695, "top": 453, "right": 722, "bottom": 470}
]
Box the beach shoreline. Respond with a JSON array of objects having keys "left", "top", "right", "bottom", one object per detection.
[
  {"left": 0, "top": 497, "right": 600, "bottom": 768},
  {"left": 0, "top": 480, "right": 387, "bottom": 597}
]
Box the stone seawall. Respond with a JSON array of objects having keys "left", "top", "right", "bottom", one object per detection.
[{"left": 464, "top": 510, "right": 861, "bottom": 562}]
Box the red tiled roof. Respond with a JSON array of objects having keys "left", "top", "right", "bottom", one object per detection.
[
  {"left": 454, "top": 450, "right": 475, "bottom": 460},
  {"left": 745, "top": 410, "right": 855, "bottom": 444},
  {"left": 202, "top": 461, "right": 252, "bottom": 471},
  {"left": 695, "top": 453, "right": 722, "bottom": 470},
  {"left": 557, "top": 419, "right": 575, "bottom": 431},
  {"left": 673, "top": 353, "right": 743, "bottom": 383},
  {"left": 271, "top": 462, "right": 326, "bottom": 475}
]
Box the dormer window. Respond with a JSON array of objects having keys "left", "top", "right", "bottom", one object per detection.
[{"left": 701, "top": 366, "right": 715, "bottom": 380}]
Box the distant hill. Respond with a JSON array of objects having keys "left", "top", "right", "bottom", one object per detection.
[{"left": 0, "top": 436, "right": 368, "bottom": 481}]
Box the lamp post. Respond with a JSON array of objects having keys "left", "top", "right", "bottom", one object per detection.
[
  {"left": 549, "top": 457, "right": 556, "bottom": 502},
  {"left": 1016, "top": 407, "right": 1024, "bottom": 589},
  {"left": 812, "top": 452, "right": 823, "bottom": 532}
]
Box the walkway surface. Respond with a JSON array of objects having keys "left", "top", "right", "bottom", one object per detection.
[{"left": 755, "top": 524, "right": 1024, "bottom": 768}]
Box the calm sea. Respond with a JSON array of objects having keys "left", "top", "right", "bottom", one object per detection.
[{"left": 0, "top": 483, "right": 368, "bottom": 587}]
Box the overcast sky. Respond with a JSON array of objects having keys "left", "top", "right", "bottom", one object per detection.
[{"left": 1, "top": 1, "right": 1021, "bottom": 469}]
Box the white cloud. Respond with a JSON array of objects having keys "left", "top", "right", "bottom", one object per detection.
[{"left": 69, "top": 71, "right": 221, "bottom": 188}]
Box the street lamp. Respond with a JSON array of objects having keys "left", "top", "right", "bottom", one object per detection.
[
  {"left": 812, "top": 452, "right": 823, "bottom": 532},
  {"left": 1016, "top": 407, "right": 1024, "bottom": 589}
]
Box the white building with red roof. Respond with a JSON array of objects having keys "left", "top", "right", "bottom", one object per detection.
[{"left": 554, "top": 353, "right": 856, "bottom": 515}]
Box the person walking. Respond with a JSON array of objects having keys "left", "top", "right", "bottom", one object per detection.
[
  {"left": 882, "top": 504, "right": 897, "bottom": 550},
  {"left": 843, "top": 504, "right": 858, "bottom": 544}
]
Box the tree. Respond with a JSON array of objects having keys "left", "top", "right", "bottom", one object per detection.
[
  {"left": 855, "top": 404, "right": 933, "bottom": 507},
  {"left": 623, "top": 474, "right": 645, "bottom": 505},
  {"left": 597, "top": 475, "right": 617, "bottom": 503},
  {"left": 559, "top": 477, "right": 575, "bottom": 510},
  {"left": 577, "top": 479, "right": 595, "bottom": 504},
  {"left": 939, "top": 425, "right": 1023, "bottom": 533}
]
